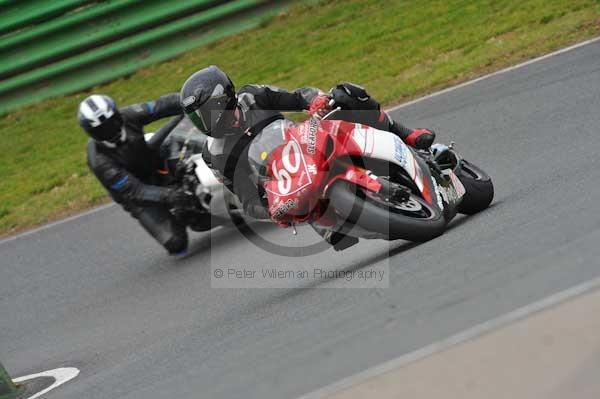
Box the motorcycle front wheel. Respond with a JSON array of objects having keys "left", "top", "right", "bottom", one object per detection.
[
  {"left": 328, "top": 181, "right": 447, "bottom": 242},
  {"left": 456, "top": 159, "right": 494, "bottom": 215}
]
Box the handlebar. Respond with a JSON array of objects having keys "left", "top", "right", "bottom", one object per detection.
[{"left": 320, "top": 105, "right": 341, "bottom": 121}]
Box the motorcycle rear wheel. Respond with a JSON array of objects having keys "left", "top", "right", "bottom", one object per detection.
[{"left": 328, "top": 181, "right": 446, "bottom": 242}]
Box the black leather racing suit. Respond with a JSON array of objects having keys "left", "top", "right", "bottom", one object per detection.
[
  {"left": 86, "top": 93, "right": 188, "bottom": 254},
  {"left": 204, "top": 83, "right": 414, "bottom": 249},
  {"left": 205, "top": 84, "right": 312, "bottom": 219}
]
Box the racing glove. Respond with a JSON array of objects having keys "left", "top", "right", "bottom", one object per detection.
[
  {"left": 165, "top": 188, "right": 196, "bottom": 210},
  {"left": 308, "top": 95, "right": 332, "bottom": 118}
]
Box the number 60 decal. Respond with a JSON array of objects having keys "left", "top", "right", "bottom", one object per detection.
[{"left": 272, "top": 140, "right": 302, "bottom": 195}]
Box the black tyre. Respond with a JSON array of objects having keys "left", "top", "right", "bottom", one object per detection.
[
  {"left": 456, "top": 160, "right": 494, "bottom": 215},
  {"left": 328, "top": 181, "right": 447, "bottom": 242}
]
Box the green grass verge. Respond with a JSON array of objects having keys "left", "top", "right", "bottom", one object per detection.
[{"left": 0, "top": 0, "right": 599, "bottom": 237}]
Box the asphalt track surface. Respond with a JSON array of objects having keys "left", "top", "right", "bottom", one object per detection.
[{"left": 2, "top": 40, "right": 600, "bottom": 399}]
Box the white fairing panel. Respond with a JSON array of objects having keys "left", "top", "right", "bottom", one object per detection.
[
  {"left": 191, "top": 154, "right": 221, "bottom": 189},
  {"left": 351, "top": 125, "right": 424, "bottom": 191},
  {"left": 190, "top": 153, "right": 235, "bottom": 219}
]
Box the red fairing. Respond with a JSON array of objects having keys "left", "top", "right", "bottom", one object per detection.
[
  {"left": 263, "top": 118, "right": 382, "bottom": 225},
  {"left": 263, "top": 118, "right": 329, "bottom": 225},
  {"left": 409, "top": 153, "right": 434, "bottom": 205},
  {"left": 324, "top": 167, "right": 382, "bottom": 196},
  {"left": 333, "top": 121, "right": 434, "bottom": 205},
  {"left": 420, "top": 175, "right": 433, "bottom": 204}
]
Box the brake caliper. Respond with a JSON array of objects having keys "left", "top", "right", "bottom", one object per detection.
[{"left": 378, "top": 178, "right": 410, "bottom": 202}]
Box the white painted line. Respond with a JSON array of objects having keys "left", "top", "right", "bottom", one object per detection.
[
  {"left": 2, "top": 35, "right": 599, "bottom": 246},
  {"left": 297, "top": 274, "right": 600, "bottom": 399},
  {"left": 387, "top": 35, "right": 600, "bottom": 112},
  {"left": 0, "top": 203, "right": 114, "bottom": 246},
  {"left": 13, "top": 367, "right": 79, "bottom": 399}
]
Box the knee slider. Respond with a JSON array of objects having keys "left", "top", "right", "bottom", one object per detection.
[{"left": 164, "top": 233, "right": 188, "bottom": 254}]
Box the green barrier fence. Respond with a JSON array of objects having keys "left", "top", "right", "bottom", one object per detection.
[
  {"left": 0, "top": 0, "right": 289, "bottom": 115},
  {"left": 0, "top": 0, "right": 94, "bottom": 36},
  {"left": 0, "top": 0, "right": 227, "bottom": 79},
  {"left": 0, "top": 0, "right": 144, "bottom": 53}
]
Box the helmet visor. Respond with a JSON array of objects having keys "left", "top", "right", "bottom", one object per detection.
[
  {"left": 185, "top": 94, "right": 230, "bottom": 135},
  {"left": 91, "top": 113, "right": 123, "bottom": 142},
  {"left": 186, "top": 108, "right": 210, "bottom": 134}
]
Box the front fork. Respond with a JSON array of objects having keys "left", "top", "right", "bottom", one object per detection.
[{"left": 323, "top": 161, "right": 382, "bottom": 197}]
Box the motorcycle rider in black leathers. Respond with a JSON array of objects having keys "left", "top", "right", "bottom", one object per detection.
[
  {"left": 78, "top": 93, "right": 195, "bottom": 256},
  {"left": 179, "top": 66, "right": 435, "bottom": 250}
]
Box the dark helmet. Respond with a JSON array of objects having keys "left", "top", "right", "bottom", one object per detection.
[
  {"left": 77, "top": 94, "right": 124, "bottom": 145},
  {"left": 180, "top": 65, "right": 236, "bottom": 137}
]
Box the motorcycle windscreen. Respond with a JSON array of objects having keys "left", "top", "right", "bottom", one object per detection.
[{"left": 247, "top": 119, "right": 293, "bottom": 183}]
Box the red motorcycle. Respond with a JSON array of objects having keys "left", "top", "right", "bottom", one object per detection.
[{"left": 247, "top": 111, "right": 493, "bottom": 243}]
